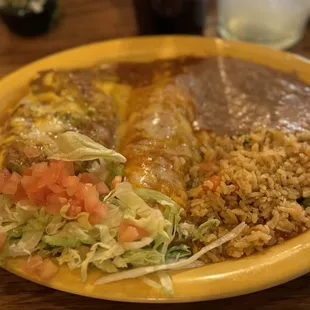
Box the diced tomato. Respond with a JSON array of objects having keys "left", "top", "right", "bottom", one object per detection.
[
  {"left": 21, "top": 175, "right": 35, "bottom": 190},
  {"left": 13, "top": 183, "right": 28, "bottom": 202},
  {"left": 27, "top": 187, "right": 51, "bottom": 205},
  {"left": 54, "top": 161, "right": 74, "bottom": 183},
  {"left": 10, "top": 172, "right": 22, "bottom": 183},
  {"left": 24, "top": 147, "right": 40, "bottom": 158},
  {"left": 96, "top": 182, "right": 109, "bottom": 195},
  {"left": 0, "top": 232, "right": 7, "bottom": 253},
  {"left": 62, "top": 176, "right": 79, "bottom": 196},
  {"left": 83, "top": 184, "right": 100, "bottom": 213},
  {"left": 118, "top": 223, "right": 139, "bottom": 243},
  {"left": 111, "top": 176, "right": 122, "bottom": 189},
  {"left": 48, "top": 166, "right": 61, "bottom": 185},
  {"left": 48, "top": 161, "right": 63, "bottom": 184},
  {"left": 35, "top": 166, "right": 60, "bottom": 189},
  {"left": 2, "top": 181, "right": 18, "bottom": 195},
  {"left": 45, "top": 203, "right": 62, "bottom": 214},
  {"left": 62, "top": 176, "right": 79, "bottom": 188},
  {"left": 25, "top": 257, "right": 58, "bottom": 281},
  {"left": 67, "top": 198, "right": 83, "bottom": 217},
  {"left": 48, "top": 183, "right": 65, "bottom": 194},
  {"left": 137, "top": 228, "right": 149, "bottom": 239},
  {"left": 63, "top": 161, "right": 75, "bottom": 177},
  {"left": 23, "top": 168, "right": 32, "bottom": 176},
  {"left": 88, "top": 203, "right": 108, "bottom": 225},
  {"left": 27, "top": 178, "right": 47, "bottom": 192},
  {"left": 24, "top": 255, "right": 43, "bottom": 274},
  {"left": 0, "top": 169, "right": 11, "bottom": 178},
  {"left": 118, "top": 221, "right": 149, "bottom": 243},
  {"left": 210, "top": 175, "right": 221, "bottom": 192},
  {"left": 66, "top": 187, "right": 76, "bottom": 197},
  {"left": 74, "top": 182, "right": 86, "bottom": 200},
  {"left": 46, "top": 193, "right": 68, "bottom": 206},
  {"left": 67, "top": 205, "right": 82, "bottom": 217},
  {"left": 49, "top": 161, "right": 65, "bottom": 185},
  {"left": 36, "top": 259, "right": 58, "bottom": 281},
  {"left": 79, "top": 173, "right": 99, "bottom": 185},
  {"left": 0, "top": 169, "right": 11, "bottom": 191},
  {"left": 0, "top": 159, "right": 111, "bottom": 219},
  {"left": 31, "top": 162, "right": 48, "bottom": 177},
  {"left": 45, "top": 192, "right": 68, "bottom": 214}
]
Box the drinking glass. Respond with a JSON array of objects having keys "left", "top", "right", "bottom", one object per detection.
[{"left": 218, "top": 0, "right": 310, "bottom": 49}]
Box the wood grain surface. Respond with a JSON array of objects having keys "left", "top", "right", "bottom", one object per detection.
[{"left": 1, "top": 0, "right": 310, "bottom": 309}]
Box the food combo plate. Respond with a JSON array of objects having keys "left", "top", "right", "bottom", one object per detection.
[{"left": 1, "top": 36, "right": 310, "bottom": 302}]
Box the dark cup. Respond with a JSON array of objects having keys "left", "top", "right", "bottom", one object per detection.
[
  {"left": 0, "top": 0, "right": 59, "bottom": 37},
  {"left": 133, "top": 0, "right": 209, "bottom": 35}
]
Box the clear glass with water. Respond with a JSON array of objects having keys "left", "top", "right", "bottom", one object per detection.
[{"left": 218, "top": 0, "right": 309, "bottom": 49}]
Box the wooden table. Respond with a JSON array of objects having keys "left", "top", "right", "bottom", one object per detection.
[{"left": 1, "top": 1, "right": 310, "bottom": 309}]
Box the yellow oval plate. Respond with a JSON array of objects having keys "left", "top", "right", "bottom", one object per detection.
[{"left": 1, "top": 36, "right": 310, "bottom": 303}]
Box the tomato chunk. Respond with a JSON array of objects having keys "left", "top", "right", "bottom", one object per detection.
[
  {"left": 84, "top": 184, "right": 100, "bottom": 213},
  {"left": 118, "top": 221, "right": 149, "bottom": 243},
  {"left": 25, "top": 256, "right": 58, "bottom": 281},
  {"left": 96, "top": 182, "right": 109, "bottom": 195},
  {"left": 88, "top": 203, "right": 108, "bottom": 225},
  {"left": 0, "top": 169, "right": 11, "bottom": 191},
  {"left": 210, "top": 175, "right": 221, "bottom": 191},
  {"left": 2, "top": 181, "right": 18, "bottom": 195},
  {"left": 13, "top": 183, "right": 28, "bottom": 202},
  {"left": 48, "top": 183, "right": 65, "bottom": 194},
  {"left": 111, "top": 176, "right": 122, "bottom": 189},
  {"left": 10, "top": 172, "right": 22, "bottom": 183},
  {"left": 79, "top": 173, "right": 99, "bottom": 185},
  {"left": 32, "top": 162, "right": 48, "bottom": 177},
  {"left": 24, "top": 255, "right": 43, "bottom": 274},
  {"left": 36, "top": 259, "right": 58, "bottom": 281}
]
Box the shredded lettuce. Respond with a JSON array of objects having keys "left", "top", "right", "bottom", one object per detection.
[
  {"left": 0, "top": 197, "right": 39, "bottom": 233},
  {"left": 60, "top": 205, "right": 93, "bottom": 229},
  {"left": 157, "top": 271, "right": 173, "bottom": 295},
  {"left": 45, "top": 214, "right": 66, "bottom": 235},
  {"left": 0, "top": 195, "right": 14, "bottom": 225},
  {"left": 179, "top": 222, "right": 196, "bottom": 238},
  {"left": 88, "top": 159, "right": 124, "bottom": 187},
  {"left": 100, "top": 205, "right": 123, "bottom": 230},
  {"left": 48, "top": 131, "right": 126, "bottom": 163},
  {"left": 123, "top": 249, "right": 164, "bottom": 267},
  {"left": 93, "top": 260, "right": 119, "bottom": 273},
  {"left": 122, "top": 237, "right": 154, "bottom": 250},
  {"left": 166, "top": 244, "right": 191, "bottom": 262},
  {"left": 95, "top": 222, "right": 246, "bottom": 285},
  {"left": 7, "top": 209, "right": 51, "bottom": 257},
  {"left": 134, "top": 188, "right": 181, "bottom": 209},
  {"left": 43, "top": 223, "right": 95, "bottom": 248},
  {"left": 95, "top": 224, "right": 117, "bottom": 243},
  {"left": 108, "top": 183, "right": 168, "bottom": 240},
  {"left": 57, "top": 248, "right": 82, "bottom": 270},
  {"left": 133, "top": 188, "right": 182, "bottom": 253},
  {"left": 112, "top": 256, "right": 127, "bottom": 268},
  {"left": 193, "top": 218, "right": 220, "bottom": 241},
  {"left": 142, "top": 276, "right": 163, "bottom": 290},
  {"left": 7, "top": 227, "right": 23, "bottom": 239},
  {"left": 105, "top": 162, "right": 124, "bottom": 186},
  {"left": 81, "top": 241, "right": 124, "bottom": 282},
  {"left": 8, "top": 231, "right": 44, "bottom": 257}
]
